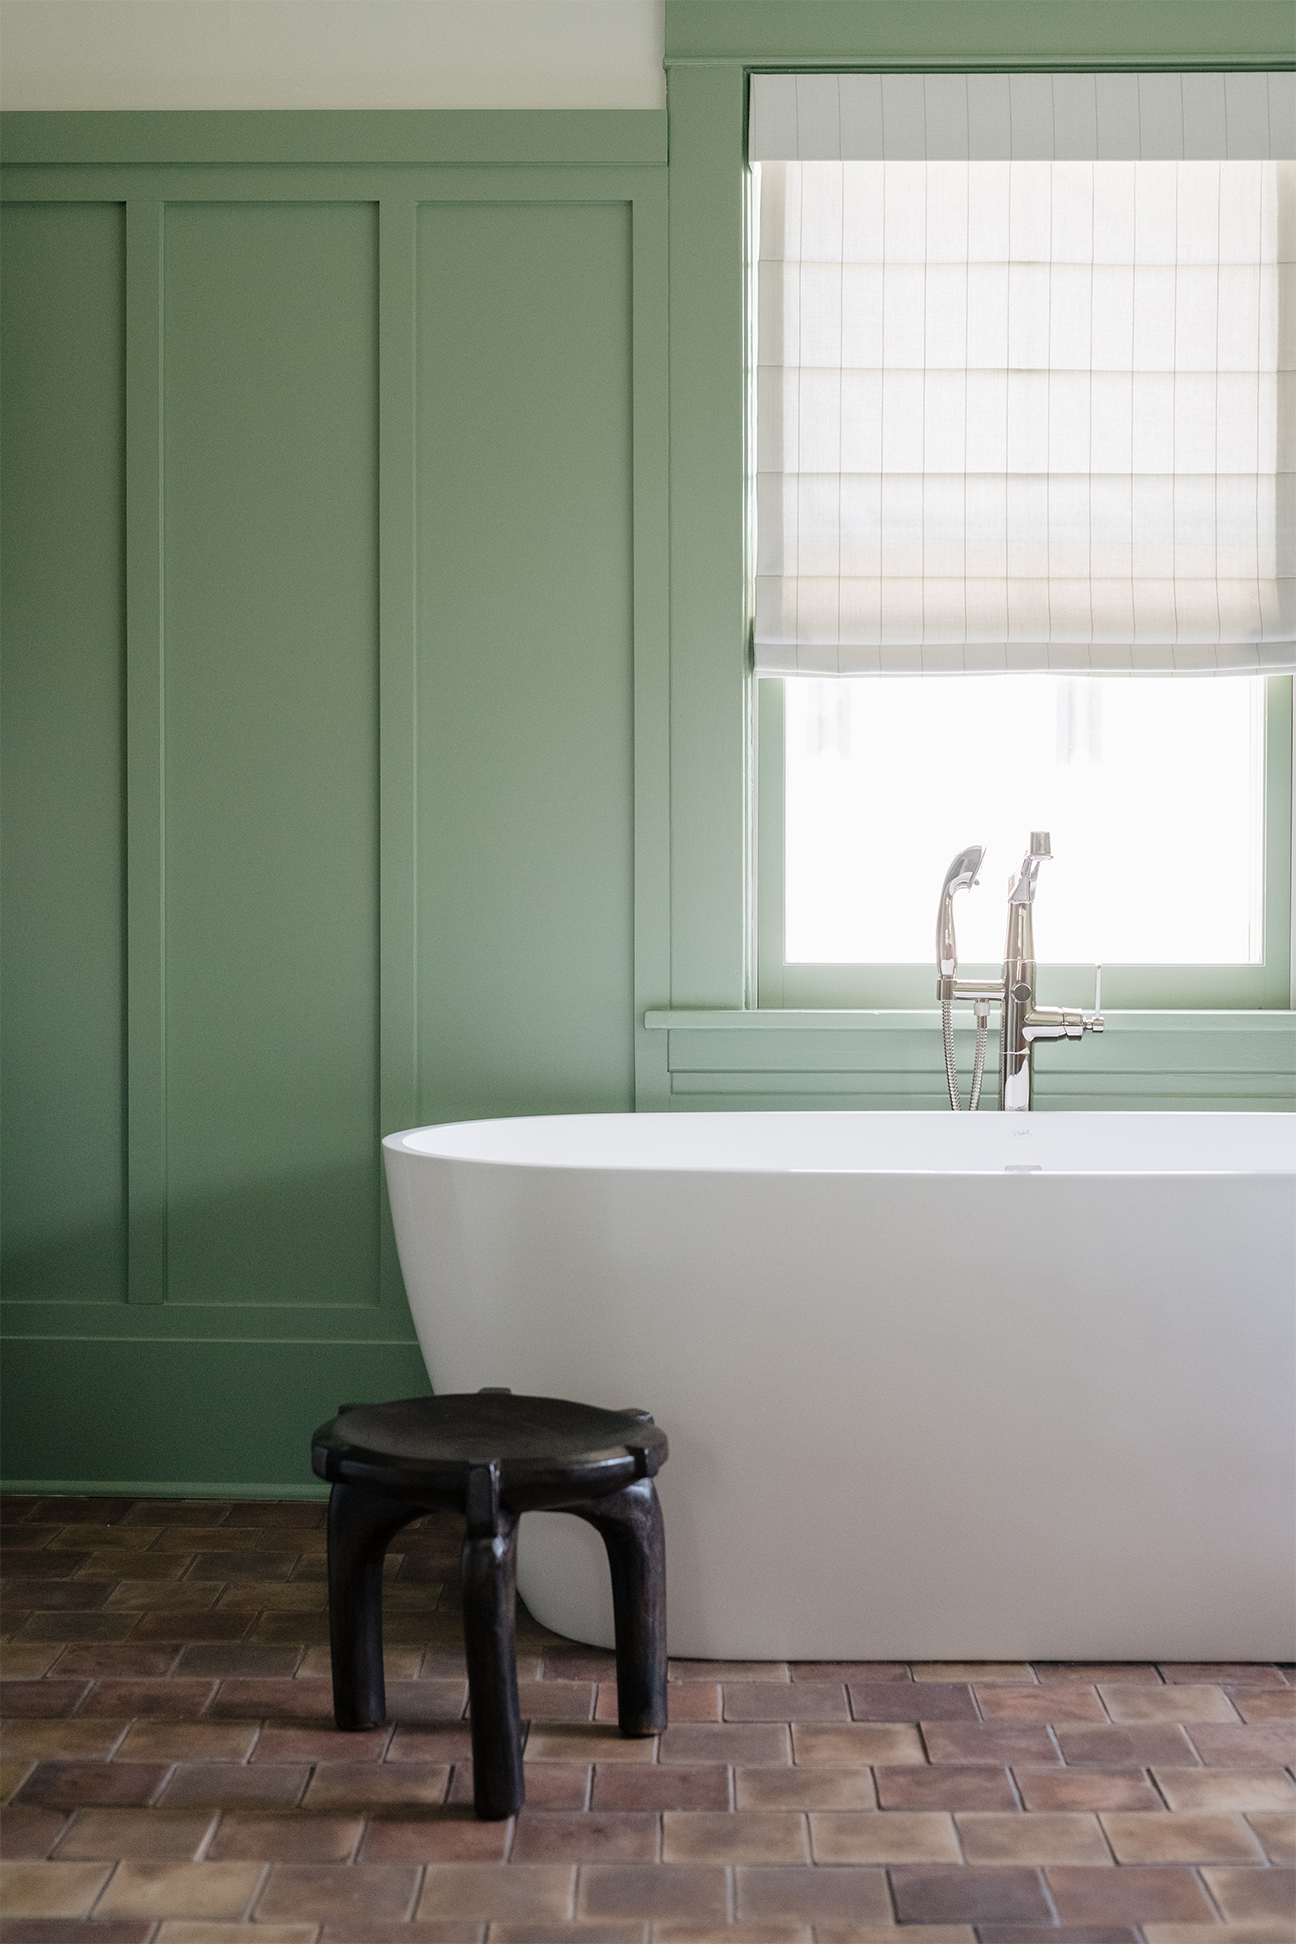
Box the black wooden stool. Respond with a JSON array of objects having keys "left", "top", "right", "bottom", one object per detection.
[{"left": 310, "top": 1390, "right": 668, "bottom": 1820}]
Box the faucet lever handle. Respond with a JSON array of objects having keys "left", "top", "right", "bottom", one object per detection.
[{"left": 1085, "top": 963, "right": 1105, "bottom": 1033}]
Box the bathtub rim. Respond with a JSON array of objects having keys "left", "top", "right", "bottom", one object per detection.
[{"left": 382, "top": 1107, "right": 1296, "bottom": 1178}]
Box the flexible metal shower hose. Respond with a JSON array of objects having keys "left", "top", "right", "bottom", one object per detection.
[{"left": 942, "top": 997, "right": 988, "bottom": 1112}]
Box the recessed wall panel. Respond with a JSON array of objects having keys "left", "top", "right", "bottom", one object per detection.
[
  {"left": 162, "top": 202, "right": 379, "bottom": 1305},
  {"left": 1, "top": 203, "right": 127, "bottom": 1304},
  {"left": 416, "top": 202, "right": 635, "bottom": 1122}
]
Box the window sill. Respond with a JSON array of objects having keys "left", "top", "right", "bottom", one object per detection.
[{"left": 644, "top": 1009, "right": 1296, "bottom": 1033}]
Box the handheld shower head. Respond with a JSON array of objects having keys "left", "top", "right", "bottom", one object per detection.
[{"left": 937, "top": 844, "right": 985, "bottom": 975}]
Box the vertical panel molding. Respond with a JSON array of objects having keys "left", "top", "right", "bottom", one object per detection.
[
  {"left": 378, "top": 195, "right": 419, "bottom": 1303},
  {"left": 124, "top": 198, "right": 167, "bottom": 1304},
  {"left": 667, "top": 64, "right": 749, "bottom": 1009},
  {"left": 630, "top": 184, "right": 673, "bottom": 1108}
]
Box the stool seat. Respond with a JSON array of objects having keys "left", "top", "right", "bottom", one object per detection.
[
  {"left": 311, "top": 1389, "right": 668, "bottom": 1822},
  {"left": 313, "top": 1392, "right": 668, "bottom": 1509}
]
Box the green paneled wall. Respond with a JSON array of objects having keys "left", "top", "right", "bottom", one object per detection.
[
  {"left": 162, "top": 202, "right": 381, "bottom": 1309},
  {"left": 1, "top": 135, "right": 666, "bottom": 1491},
  {"left": 2, "top": 17, "right": 1292, "bottom": 1492},
  {"left": 416, "top": 202, "right": 635, "bottom": 1125},
  {"left": 1, "top": 203, "right": 127, "bottom": 1309}
]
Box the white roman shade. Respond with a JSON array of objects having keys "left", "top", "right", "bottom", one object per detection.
[{"left": 751, "top": 72, "right": 1296, "bottom": 674}]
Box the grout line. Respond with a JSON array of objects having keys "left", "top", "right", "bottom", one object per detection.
[
  {"left": 1196, "top": 1861, "right": 1228, "bottom": 1922},
  {"left": 1037, "top": 1859, "right": 1061, "bottom": 1924},
  {"left": 1095, "top": 1809, "right": 1120, "bottom": 1864},
  {"left": 194, "top": 1804, "right": 221, "bottom": 1860},
  {"left": 46, "top": 1805, "right": 77, "bottom": 1857},
  {"left": 85, "top": 1857, "right": 121, "bottom": 1920},
  {"left": 244, "top": 1858, "right": 271, "bottom": 1923}
]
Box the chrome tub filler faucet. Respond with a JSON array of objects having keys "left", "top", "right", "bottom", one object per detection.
[{"left": 936, "top": 832, "right": 1104, "bottom": 1113}]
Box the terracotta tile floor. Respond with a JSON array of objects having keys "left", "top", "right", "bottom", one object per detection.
[{"left": 1, "top": 1497, "right": 1293, "bottom": 1943}]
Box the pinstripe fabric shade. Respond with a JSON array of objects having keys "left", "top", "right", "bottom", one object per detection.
[{"left": 750, "top": 73, "right": 1296, "bottom": 675}]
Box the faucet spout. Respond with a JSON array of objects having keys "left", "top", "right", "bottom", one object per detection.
[{"left": 1007, "top": 830, "right": 1051, "bottom": 907}]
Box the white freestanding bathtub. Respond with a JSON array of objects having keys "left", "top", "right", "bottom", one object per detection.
[{"left": 383, "top": 1111, "right": 1296, "bottom": 1661}]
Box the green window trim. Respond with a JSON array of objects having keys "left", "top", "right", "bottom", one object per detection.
[
  {"left": 664, "top": 0, "right": 1295, "bottom": 70},
  {"left": 657, "top": 10, "right": 1296, "bottom": 1106},
  {"left": 755, "top": 674, "right": 1294, "bottom": 1014}
]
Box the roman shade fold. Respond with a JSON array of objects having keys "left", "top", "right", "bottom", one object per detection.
[
  {"left": 749, "top": 72, "right": 1295, "bottom": 166},
  {"left": 751, "top": 72, "right": 1296, "bottom": 675}
]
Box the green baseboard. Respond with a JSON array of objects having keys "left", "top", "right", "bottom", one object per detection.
[
  {"left": 0, "top": 1477, "right": 329, "bottom": 1500},
  {"left": 0, "top": 1334, "right": 430, "bottom": 1494}
]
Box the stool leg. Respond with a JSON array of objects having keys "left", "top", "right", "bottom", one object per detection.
[
  {"left": 461, "top": 1512, "right": 524, "bottom": 1820},
  {"left": 326, "top": 1483, "right": 420, "bottom": 1732},
  {"left": 574, "top": 1479, "right": 667, "bottom": 1735}
]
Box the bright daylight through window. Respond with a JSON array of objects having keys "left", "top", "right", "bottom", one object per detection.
[{"left": 783, "top": 673, "right": 1265, "bottom": 964}]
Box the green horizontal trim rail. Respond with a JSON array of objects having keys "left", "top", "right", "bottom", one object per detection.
[
  {"left": 666, "top": 1043, "right": 1292, "bottom": 1076},
  {"left": 645, "top": 1008, "right": 1296, "bottom": 1035},
  {"left": 664, "top": 0, "right": 1295, "bottom": 67},
  {"left": 650, "top": 1009, "right": 1296, "bottom": 1107},
  {"left": 669, "top": 1085, "right": 1293, "bottom": 1111},
  {"left": 666, "top": 1063, "right": 1295, "bottom": 1086},
  {"left": 0, "top": 167, "right": 669, "bottom": 206},
  {"left": 0, "top": 1478, "right": 329, "bottom": 1500},
  {"left": 0, "top": 109, "right": 668, "bottom": 170},
  {"left": 0, "top": 1308, "right": 423, "bottom": 1341},
  {"left": 650, "top": 1007, "right": 984, "bottom": 1030},
  {"left": 669, "top": 1072, "right": 1295, "bottom": 1095}
]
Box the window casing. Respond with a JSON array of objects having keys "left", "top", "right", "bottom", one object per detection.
[{"left": 756, "top": 671, "right": 1293, "bottom": 1010}]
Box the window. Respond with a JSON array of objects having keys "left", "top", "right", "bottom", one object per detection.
[
  {"left": 758, "top": 670, "right": 1290, "bottom": 1008},
  {"left": 749, "top": 72, "right": 1294, "bottom": 1010}
]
